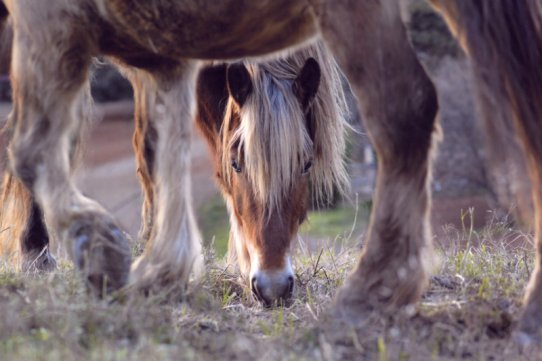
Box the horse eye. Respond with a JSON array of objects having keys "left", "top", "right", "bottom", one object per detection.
[
  {"left": 302, "top": 160, "right": 313, "bottom": 174},
  {"left": 231, "top": 159, "right": 242, "bottom": 173}
]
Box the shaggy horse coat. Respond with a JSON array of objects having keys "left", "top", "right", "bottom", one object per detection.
[{"left": 0, "top": 0, "right": 541, "bottom": 340}]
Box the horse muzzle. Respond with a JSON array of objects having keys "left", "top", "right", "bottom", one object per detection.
[{"left": 251, "top": 270, "right": 294, "bottom": 307}]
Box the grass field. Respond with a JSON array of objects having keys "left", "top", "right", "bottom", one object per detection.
[{"left": 0, "top": 210, "right": 539, "bottom": 360}]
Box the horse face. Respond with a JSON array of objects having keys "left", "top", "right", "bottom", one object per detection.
[
  {"left": 225, "top": 59, "right": 320, "bottom": 306},
  {"left": 226, "top": 141, "right": 311, "bottom": 306},
  {"left": 195, "top": 58, "right": 320, "bottom": 306}
]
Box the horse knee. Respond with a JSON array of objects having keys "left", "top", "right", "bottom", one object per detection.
[
  {"left": 10, "top": 142, "right": 41, "bottom": 191},
  {"left": 7, "top": 110, "right": 57, "bottom": 189}
]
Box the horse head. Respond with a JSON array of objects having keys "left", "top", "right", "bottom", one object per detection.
[{"left": 196, "top": 57, "right": 322, "bottom": 306}]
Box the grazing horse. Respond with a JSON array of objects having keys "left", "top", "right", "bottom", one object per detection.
[
  {"left": 1, "top": 0, "right": 542, "bottom": 340},
  {"left": 194, "top": 41, "right": 348, "bottom": 305}
]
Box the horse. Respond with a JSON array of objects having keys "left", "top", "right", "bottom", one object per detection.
[
  {"left": 194, "top": 41, "right": 348, "bottom": 305},
  {"left": 0, "top": 15, "right": 348, "bottom": 304},
  {"left": 1, "top": 0, "right": 542, "bottom": 341}
]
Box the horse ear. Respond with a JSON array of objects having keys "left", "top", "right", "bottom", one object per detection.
[
  {"left": 195, "top": 63, "right": 228, "bottom": 150},
  {"left": 293, "top": 57, "right": 321, "bottom": 111},
  {"left": 227, "top": 63, "right": 253, "bottom": 106}
]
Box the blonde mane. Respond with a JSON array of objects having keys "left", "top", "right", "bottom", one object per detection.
[{"left": 221, "top": 40, "right": 349, "bottom": 210}]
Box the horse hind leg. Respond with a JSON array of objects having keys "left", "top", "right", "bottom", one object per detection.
[
  {"left": 127, "top": 66, "right": 158, "bottom": 247},
  {"left": 429, "top": 0, "right": 542, "bottom": 342},
  {"left": 318, "top": 1, "right": 439, "bottom": 311},
  {"left": 127, "top": 62, "right": 203, "bottom": 293},
  {"left": 8, "top": 10, "right": 130, "bottom": 293}
]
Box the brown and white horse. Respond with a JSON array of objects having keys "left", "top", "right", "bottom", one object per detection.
[
  {"left": 1, "top": 0, "right": 542, "bottom": 341},
  {"left": 194, "top": 41, "right": 348, "bottom": 305}
]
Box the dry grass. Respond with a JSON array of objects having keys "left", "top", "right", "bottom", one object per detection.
[{"left": 0, "top": 214, "right": 539, "bottom": 360}]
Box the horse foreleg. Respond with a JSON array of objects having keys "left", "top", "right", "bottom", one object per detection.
[
  {"left": 318, "top": 0, "right": 439, "bottom": 311},
  {"left": 0, "top": 6, "right": 52, "bottom": 272},
  {"left": 8, "top": 9, "right": 131, "bottom": 293},
  {"left": 128, "top": 62, "right": 203, "bottom": 293},
  {"left": 0, "top": 84, "right": 91, "bottom": 272}
]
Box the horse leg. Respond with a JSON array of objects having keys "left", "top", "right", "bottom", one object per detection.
[
  {"left": 0, "top": 85, "right": 90, "bottom": 272},
  {"left": 128, "top": 63, "right": 203, "bottom": 292},
  {"left": 0, "top": 170, "right": 54, "bottom": 271},
  {"left": 129, "top": 69, "right": 158, "bottom": 245},
  {"left": 318, "top": 1, "right": 439, "bottom": 311},
  {"left": 8, "top": 9, "right": 131, "bottom": 293},
  {"left": 429, "top": 0, "right": 542, "bottom": 341},
  {"left": 0, "top": 6, "right": 52, "bottom": 272}
]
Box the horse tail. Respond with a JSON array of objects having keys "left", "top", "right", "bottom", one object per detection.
[
  {"left": 0, "top": 1, "right": 11, "bottom": 75},
  {"left": 0, "top": 1, "right": 25, "bottom": 268},
  {"left": 0, "top": 172, "right": 32, "bottom": 267}
]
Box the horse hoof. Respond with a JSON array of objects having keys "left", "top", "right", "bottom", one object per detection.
[
  {"left": 334, "top": 261, "right": 425, "bottom": 317},
  {"left": 334, "top": 283, "right": 374, "bottom": 316},
  {"left": 514, "top": 331, "right": 536, "bottom": 348},
  {"left": 21, "top": 249, "right": 57, "bottom": 273},
  {"left": 70, "top": 218, "right": 131, "bottom": 295}
]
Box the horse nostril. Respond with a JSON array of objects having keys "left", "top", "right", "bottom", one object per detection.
[{"left": 287, "top": 275, "right": 294, "bottom": 294}]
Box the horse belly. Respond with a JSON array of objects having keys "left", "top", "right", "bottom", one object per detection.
[{"left": 100, "top": 0, "right": 319, "bottom": 61}]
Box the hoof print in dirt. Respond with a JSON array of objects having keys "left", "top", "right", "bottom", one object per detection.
[{"left": 71, "top": 219, "right": 131, "bottom": 295}]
